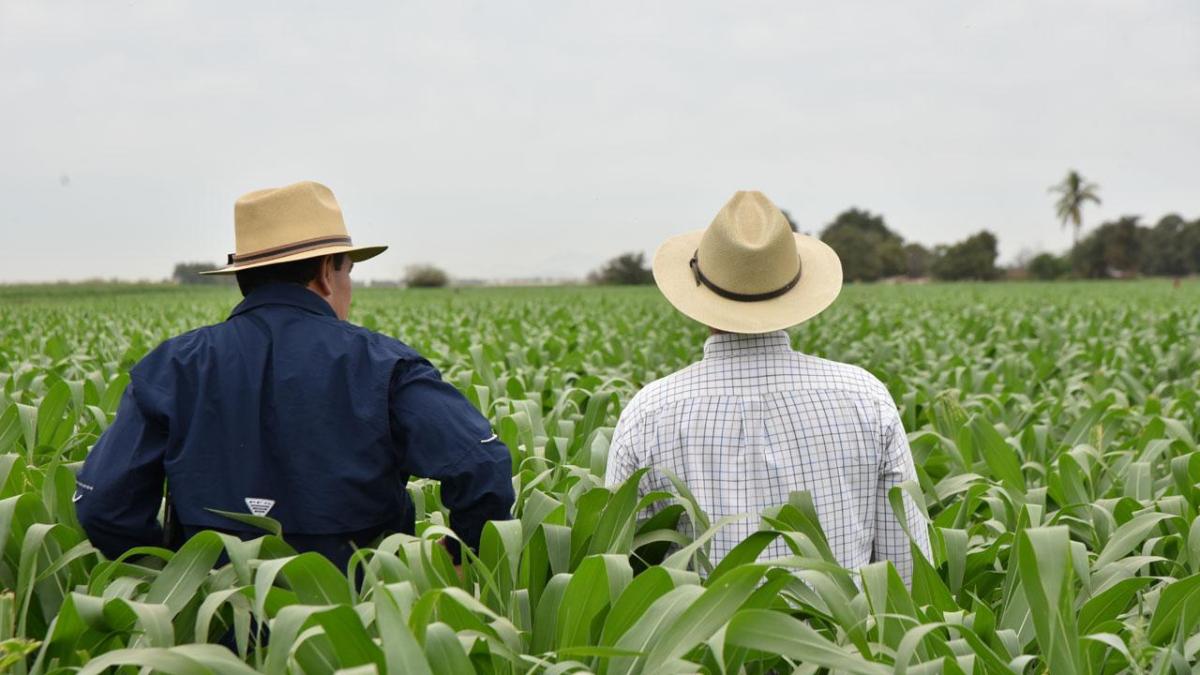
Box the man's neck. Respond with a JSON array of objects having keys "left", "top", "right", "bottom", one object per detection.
[{"left": 304, "top": 282, "right": 336, "bottom": 313}]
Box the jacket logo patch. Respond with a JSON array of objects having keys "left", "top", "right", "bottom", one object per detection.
[
  {"left": 481, "top": 433, "right": 499, "bottom": 444},
  {"left": 245, "top": 498, "right": 276, "bottom": 517},
  {"left": 72, "top": 482, "right": 94, "bottom": 503}
]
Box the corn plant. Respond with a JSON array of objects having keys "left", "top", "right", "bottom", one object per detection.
[{"left": 0, "top": 280, "right": 1198, "bottom": 673}]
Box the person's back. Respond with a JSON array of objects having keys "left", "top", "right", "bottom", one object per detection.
[
  {"left": 605, "top": 191, "right": 930, "bottom": 584},
  {"left": 104, "top": 286, "right": 452, "bottom": 559},
  {"left": 75, "top": 182, "right": 513, "bottom": 569},
  {"left": 607, "top": 331, "right": 929, "bottom": 581}
]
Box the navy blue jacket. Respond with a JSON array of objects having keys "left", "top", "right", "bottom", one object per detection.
[{"left": 75, "top": 283, "right": 514, "bottom": 568}]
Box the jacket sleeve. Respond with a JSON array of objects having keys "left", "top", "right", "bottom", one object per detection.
[
  {"left": 389, "top": 358, "right": 515, "bottom": 561},
  {"left": 74, "top": 381, "right": 168, "bottom": 559},
  {"left": 873, "top": 401, "right": 932, "bottom": 587}
]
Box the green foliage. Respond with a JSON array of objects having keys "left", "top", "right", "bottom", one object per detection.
[
  {"left": 1072, "top": 216, "right": 1145, "bottom": 278},
  {"left": 930, "top": 230, "right": 1001, "bottom": 281},
  {"left": 588, "top": 253, "right": 653, "bottom": 285},
  {"left": 903, "top": 243, "right": 932, "bottom": 279},
  {"left": 1028, "top": 252, "right": 1071, "bottom": 280},
  {"left": 1, "top": 281, "right": 1199, "bottom": 672},
  {"left": 1068, "top": 214, "right": 1200, "bottom": 279},
  {"left": 1050, "top": 169, "right": 1102, "bottom": 246},
  {"left": 1140, "top": 214, "right": 1195, "bottom": 277},
  {"left": 172, "top": 263, "right": 232, "bottom": 285},
  {"left": 819, "top": 208, "right": 906, "bottom": 282},
  {"left": 404, "top": 264, "right": 450, "bottom": 288}
]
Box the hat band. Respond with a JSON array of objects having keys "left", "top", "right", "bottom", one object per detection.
[
  {"left": 689, "top": 251, "right": 802, "bottom": 302},
  {"left": 228, "top": 235, "right": 353, "bottom": 265}
]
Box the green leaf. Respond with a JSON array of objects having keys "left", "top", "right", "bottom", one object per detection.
[
  {"left": 314, "top": 605, "right": 386, "bottom": 671},
  {"left": 1147, "top": 572, "right": 1200, "bottom": 645},
  {"left": 373, "top": 582, "right": 434, "bottom": 675},
  {"left": 725, "top": 609, "right": 888, "bottom": 675},
  {"left": 1016, "top": 526, "right": 1082, "bottom": 675},
  {"left": 1077, "top": 576, "right": 1153, "bottom": 634},
  {"left": 204, "top": 508, "right": 284, "bottom": 538},
  {"left": 970, "top": 416, "right": 1026, "bottom": 491},
  {"left": 1094, "top": 511, "right": 1174, "bottom": 568},
  {"left": 76, "top": 647, "right": 217, "bottom": 675},
  {"left": 556, "top": 554, "right": 631, "bottom": 648},
  {"left": 144, "top": 531, "right": 223, "bottom": 617},
  {"left": 607, "top": 585, "right": 704, "bottom": 675},
  {"left": 35, "top": 381, "right": 73, "bottom": 454},
  {"left": 423, "top": 621, "right": 475, "bottom": 675},
  {"left": 641, "top": 565, "right": 766, "bottom": 672},
  {"left": 599, "top": 567, "right": 677, "bottom": 647}
]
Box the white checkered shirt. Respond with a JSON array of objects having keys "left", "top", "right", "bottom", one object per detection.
[{"left": 606, "top": 330, "right": 931, "bottom": 585}]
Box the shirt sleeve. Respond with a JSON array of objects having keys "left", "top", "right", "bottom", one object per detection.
[
  {"left": 605, "top": 405, "right": 644, "bottom": 489},
  {"left": 873, "top": 401, "right": 933, "bottom": 587},
  {"left": 74, "top": 381, "right": 168, "bottom": 559},
  {"left": 390, "top": 358, "right": 514, "bottom": 561}
]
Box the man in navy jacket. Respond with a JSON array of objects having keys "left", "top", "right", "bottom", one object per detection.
[{"left": 75, "top": 181, "right": 514, "bottom": 569}]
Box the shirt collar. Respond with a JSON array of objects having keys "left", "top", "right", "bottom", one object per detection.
[
  {"left": 229, "top": 283, "right": 338, "bottom": 319},
  {"left": 702, "top": 330, "right": 793, "bottom": 360}
]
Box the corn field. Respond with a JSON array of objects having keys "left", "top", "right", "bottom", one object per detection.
[{"left": 1, "top": 281, "right": 1199, "bottom": 674}]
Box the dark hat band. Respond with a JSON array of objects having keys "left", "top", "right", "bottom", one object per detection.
[
  {"left": 228, "top": 235, "right": 353, "bottom": 265},
  {"left": 689, "top": 251, "right": 802, "bottom": 302}
]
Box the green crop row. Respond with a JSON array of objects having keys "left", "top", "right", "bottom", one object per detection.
[{"left": 1, "top": 281, "right": 1198, "bottom": 673}]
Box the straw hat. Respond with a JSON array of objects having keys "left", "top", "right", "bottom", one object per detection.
[
  {"left": 652, "top": 191, "right": 843, "bottom": 334},
  {"left": 201, "top": 181, "right": 386, "bottom": 275}
]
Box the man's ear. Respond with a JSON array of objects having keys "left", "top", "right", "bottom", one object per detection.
[{"left": 311, "top": 256, "right": 335, "bottom": 298}]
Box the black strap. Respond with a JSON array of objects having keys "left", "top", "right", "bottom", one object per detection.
[
  {"left": 228, "top": 235, "right": 353, "bottom": 265},
  {"left": 689, "top": 251, "right": 802, "bottom": 302}
]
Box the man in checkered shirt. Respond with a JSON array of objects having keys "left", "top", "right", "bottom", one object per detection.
[{"left": 606, "top": 191, "right": 932, "bottom": 585}]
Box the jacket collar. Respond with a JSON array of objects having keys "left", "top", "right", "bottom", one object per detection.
[
  {"left": 702, "top": 330, "right": 792, "bottom": 360},
  {"left": 229, "top": 283, "right": 337, "bottom": 319}
]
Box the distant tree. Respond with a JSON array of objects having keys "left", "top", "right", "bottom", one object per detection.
[
  {"left": 1140, "top": 214, "right": 1191, "bottom": 277},
  {"left": 588, "top": 252, "right": 654, "bottom": 285},
  {"left": 1186, "top": 218, "right": 1200, "bottom": 274},
  {"left": 1049, "top": 170, "right": 1102, "bottom": 247},
  {"left": 1102, "top": 217, "right": 1144, "bottom": 277},
  {"left": 903, "top": 243, "right": 932, "bottom": 278},
  {"left": 173, "top": 262, "right": 231, "bottom": 285},
  {"left": 819, "top": 209, "right": 905, "bottom": 282},
  {"left": 1071, "top": 216, "right": 1145, "bottom": 278},
  {"left": 827, "top": 227, "right": 882, "bottom": 281},
  {"left": 931, "top": 231, "right": 1001, "bottom": 281},
  {"left": 1071, "top": 231, "right": 1106, "bottom": 279},
  {"left": 403, "top": 264, "right": 449, "bottom": 288},
  {"left": 1027, "top": 253, "right": 1071, "bottom": 280}
]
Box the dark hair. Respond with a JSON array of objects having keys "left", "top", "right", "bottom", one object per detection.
[{"left": 236, "top": 253, "right": 348, "bottom": 296}]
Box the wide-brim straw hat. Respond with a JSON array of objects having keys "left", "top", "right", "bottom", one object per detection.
[
  {"left": 201, "top": 180, "right": 386, "bottom": 275},
  {"left": 652, "top": 191, "right": 843, "bottom": 334}
]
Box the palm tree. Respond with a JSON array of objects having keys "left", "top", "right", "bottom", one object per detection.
[{"left": 1049, "top": 170, "right": 1102, "bottom": 247}]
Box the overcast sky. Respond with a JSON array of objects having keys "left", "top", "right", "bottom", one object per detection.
[{"left": 1, "top": 1, "right": 1197, "bottom": 282}]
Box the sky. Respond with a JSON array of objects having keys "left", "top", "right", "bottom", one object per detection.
[{"left": 1, "top": 0, "right": 1197, "bottom": 283}]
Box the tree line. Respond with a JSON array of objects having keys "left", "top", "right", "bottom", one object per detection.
[
  {"left": 1030, "top": 214, "right": 1200, "bottom": 280},
  {"left": 590, "top": 171, "right": 1199, "bottom": 284},
  {"left": 806, "top": 208, "right": 1200, "bottom": 282},
  {"left": 589, "top": 209, "right": 1005, "bottom": 285},
  {"left": 173, "top": 170, "right": 1197, "bottom": 286}
]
